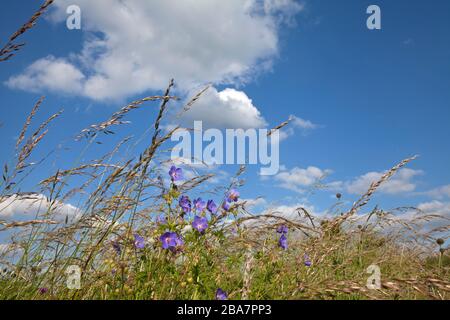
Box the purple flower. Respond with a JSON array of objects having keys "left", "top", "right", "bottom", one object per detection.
[
  {"left": 112, "top": 241, "right": 121, "bottom": 255},
  {"left": 38, "top": 287, "right": 49, "bottom": 294},
  {"left": 222, "top": 201, "right": 231, "bottom": 211},
  {"left": 279, "top": 234, "right": 288, "bottom": 250},
  {"left": 226, "top": 189, "right": 240, "bottom": 203},
  {"left": 169, "top": 166, "right": 183, "bottom": 182},
  {"left": 276, "top": 225, "right": 288, "bottom": 234},
  {"left": 215, "top": 288, "right": 228, "bottom": 300},
  {"left": 207, "top": 200, "right": 218, "bottom": 215},
  {"left": 304, "top": 254, "right": 311, "bottom": 267},
  {"left": 179, "top": 195, "right": 191, "bottom": 214},
  {"left": 192, "top": 215, "right": 208, "bottom": 233},
  {"left": 160, "top": 232, "right": 184, "bottom": 250},
  {"left": 193, "top": 198, "right": 206, "bottom": 212},
  {"left": 134, "top": 234, "right": 145, "bottom": 249}
]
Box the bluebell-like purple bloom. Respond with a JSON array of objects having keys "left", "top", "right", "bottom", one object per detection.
[
  {"left": 226, "top": 189, "right": 240, "bottom": 203},
  {"left": 193, "top": 198, "right": 206, "bottom": 212},
  {"left": 279, "top": 234, "right": 288, "bottom": 250},
  {"left": 192, "top": 215, "right": 208, "bottom": 233},
  {"left": 179, "top": 195, "right": 191, "bottom": 214},
  {"left": 222, "top": 201, "right": 231, "bottom": 211},
  {"left": 169, "top": 166, "right": 183, "bottom": 182},
  {"left": 160, "top": 232, "right": 184, "bottom": 250},
  {"left": 215, "top": 288, "right": 228, "bottom": 300},
  {"left": 207, "top": 200, "right": 218, "bottom": 215},
  {"left": 134, "top": 234, "right": 145, "bottom": 249},
  {"left": 277, "top": 225, "right": 288, "bottom": 234},
  {"left": 304, "top": 253, "right": 311, "bottom": 267}
]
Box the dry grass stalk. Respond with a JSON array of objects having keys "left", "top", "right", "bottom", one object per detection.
[
  {"left": 0, "top": 219, "right": 58, "bottom": 232},
  {"left": 15, "top": 96, "right": 44, "bottom": 150},
  {"left": 76, "top": 94, "right": 178, "bottom": 140},
  {"left": 267, "top": 115, "right": 293, "bottom": 137},
  {"left": 328, "top": 156, "right": 418, "bottom": 230},
  {"left": 16, "top": 109, "right": 63, "bottom": 171},
  {"left": 0, "top": 0, "right": 54, "bottom": 62}
]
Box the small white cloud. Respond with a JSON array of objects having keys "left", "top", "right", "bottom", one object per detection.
[
  {"left": 402, "top": 201, "right": 450, "bottom": 235},
  {"left": 243, "top": 202, "right": 323, "bottom": 230},
  {"left": 240, "top": 197, "right": 267, "bottom": 210},
  {"left": 274, "top": 166, "right": 332, "bottom": 193},
  {"left": 0, "top": 194, "right": 81, "bottom": 222},
  {"left": 269, "top": 165, "right": 423, "bottom": 197},
  {"left": 5, "top": 56, "right": 85, "bottom": 95},
  {"left": 343, "top": 168, "right": 423, "bottom": 195},
  {"left": 277, "top": 115, "right": 319, "bottom": 141},
  {"left": 417, "top": 200, "right": 450, "bottom": 214},
  {"left": 290, "top": 115, "right": 317, "bottom": 130},
  {"left": 425, "top": 184, "right": 450, "bottom": 199},
  {"left": 181, "top": 87, "right": 267, "bottom": 129},
  {"left": 263, "top": 0, "right": 305, "bottom": 25}
]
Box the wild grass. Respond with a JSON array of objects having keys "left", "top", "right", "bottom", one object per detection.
[
  {"left": 0, "top": 82, "right": 448, "bottom": 300},
  {"left": 0, "top": 1, "right": 448, "bottom": 300}
]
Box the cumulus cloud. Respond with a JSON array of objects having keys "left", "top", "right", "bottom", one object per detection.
[
  {"left": 425, "top": 184, "right": 450, "bottom": 200},
  {"left": 270, "top": 164, "right": 424, "bottom": 197},
  {"left": 5, "top": 56, "right": 85, "bottom": 95},
  {"left": 274, "top": 166, "right": 332, "bottom": 193},
  {"left": 240, "top": 197, "right": 268, "bottom": 210},
  {"left": 417, "top": 200, "right": 450, "bottom": 217},
  {"left": 277, "top": 115, "right": 319, "bottom": 140},
  {"left": 389, "top": 201, "right": 450, "bottom": 237},
  {"left": 181, "top": 87, "right": 267, "bottom": 129},
  {"left": 240, "top": 202, "right": 323, "bottom": 231},
  {"left": 343, "top": 168, "right": 423, "bottom": 195},
  {"left": 0, "top": 194, "right": 81, "bottom": 222},
  {"left": 6, "top": 0, "right": 303, "bottom": 102}
]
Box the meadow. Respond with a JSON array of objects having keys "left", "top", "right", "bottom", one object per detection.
[{"left": 0, "top": 0, "right": 449, "bottom": 301}]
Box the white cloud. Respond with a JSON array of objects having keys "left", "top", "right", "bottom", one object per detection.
[
  {"left": 181, "top": 87, "right": 267, "bottom": 129},
  {"left": 343, "top": 168, "right": 423, "bottom": 195},
  {"left": 240, "top": 197, "right": 268, "bottom": 210},
  {"left": 6, "top": 0, "right": 303, "bottom": 101},
  {"left": 270, "top": 164, "right": 423, "bottom": 197},
  {"left": 395, "top": 201, "right": 450, "bottom": 236},
  {"left": 264, "top": 0, "right": 305, "bottom": 18},
  {"left": 277, "top": 115, "right": 319, "bottom": 141},
  {"left": 5, "top": 56, "right": 85, "bottom": 95},
  {"left": 0, "top": 194, "right": 81, "bottom": 222},
  {"left": 241, "top": 202, "right": 323, "bottom": 231},
  {"left": 417, "top": 200, "right": 450, "bottom": 216},
  {"left": 274, "top": 166, "right": 332, "bottom": 193},
  {"left": 425, "top": 184, "right": 450, "bottom": 199},
  {"left": 291, "top": 115, "right": 317, "bottom": 130},
  {"left": 263, "top": 203, "right": 319, "bottom": 220}
]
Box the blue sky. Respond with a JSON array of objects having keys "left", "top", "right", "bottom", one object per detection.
[{"left": 1, "top": 0, "right": 450, "bottom": 225}]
